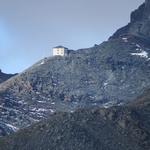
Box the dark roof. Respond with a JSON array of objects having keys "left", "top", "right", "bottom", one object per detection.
[{"left": 53, "top": 45, "right": 68, "bottom": 49}]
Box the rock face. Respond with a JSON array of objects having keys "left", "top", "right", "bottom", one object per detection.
[
  {"left": 0, "top": 95, "right": 150, "bottom": 150},
  {"left": 0, "top": 1, "right": 150, "bottom": 136},
  {"left": 111, "top": 0, "right": 150, "bottom": 40}
]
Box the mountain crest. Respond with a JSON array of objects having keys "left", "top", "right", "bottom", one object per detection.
[
  {"left": 111, "top": 0, "right": 150, "bottom": 41},
  {"left": 131, "top": 0, "right": 150, "bottom": 21}
]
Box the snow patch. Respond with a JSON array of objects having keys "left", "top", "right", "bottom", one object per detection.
[
  {"left": 40, "top": 61, "right": 45, "bottom": 65},
  {"left": 36, "top": 91, "right": 40, "bottom": 95},
  {"left": 136, "top": 44, "right": 141, "bottom": 48},
  {"left": 18, "top": 100, "right": 27, "bottom": 105},
  {"left": 32, "top": 108, "right": 48, "bottom": 112},
  {"left": 53, "top": 83, "right": 57, "bottom": 86},
  {"left": 92, "top": 103, "right": 97, "bottom": 106},
  {"left": 31, "top": 108, "right": 36, "bottom": 111},
  {"left": 36, "top": 108, "right": 48, "bottom": 112},
  {"left": 102, "top": 101, "right": 116, "bottom": 108},
  {"left": 89, "top": 96, "right": 96, "bottom": 99},
  {"left": 50, "top": 109, "right": 55, "bottom": 113},
  {"left": 37, "top": 100, "right": 46, "bottom": 103},
  {"left": 131, "top": 50, "right": 148, "bottom": 58},
  {"left": 5, "top": 123, "right": 19, "bottom": 132},
  {"left": 104, "top": 82, "right": 108, "bottom": 86},
  {"left": 117, "top": 102, "right": 124, "bottom": 106},
  {"left": 122, "top": 37, "right": 128, "bottom": 42}
]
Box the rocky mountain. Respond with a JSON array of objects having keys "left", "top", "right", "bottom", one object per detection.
[
  {"left": 0, "top": 1, "right": 150, "bottom": 136},
  {"left": 0, "top": 91, "right": 150, "bottom": 150},
  {"left": 0, "top": 70, "right": 16, "bottom": 84},
  {"left": 110, "top": 0, "right": 150, "bottom": 41},
  {"left": 0, "top": 70, "right": 17, "bottom": 136}
]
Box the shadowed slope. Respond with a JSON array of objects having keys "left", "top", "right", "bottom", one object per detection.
[{"left": 0, "top": 94, "right": 150, "bottom": 150}]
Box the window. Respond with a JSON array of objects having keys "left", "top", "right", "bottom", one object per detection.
[{"left": 56, "top": 49, "right": 60, "bottom": 55}]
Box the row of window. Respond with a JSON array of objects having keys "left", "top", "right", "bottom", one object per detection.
[{"left": 56, "top": 50, "right": 64, "bottom": 55}]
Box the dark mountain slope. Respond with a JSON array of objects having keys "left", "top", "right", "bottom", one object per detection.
[
  {"left": 0, "top": 94, "right": 150, "bottom": 150},
  {"left": 0, "top": 70, "right": 16, "bottom": 84},
  {"left": 0, "top": 1, "right": 150, "bottom": 136},
  {"left": 0, "top": 70, "right": 17, "bottom": 136}
]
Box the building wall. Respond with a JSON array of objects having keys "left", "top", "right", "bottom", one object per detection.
[{"left": 53, "top": 48, "right": 65, "bottom": 56}]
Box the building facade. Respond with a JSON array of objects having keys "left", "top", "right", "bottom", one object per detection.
[{"left": 53, "top": 46, "right": 68, "bottom": 56}]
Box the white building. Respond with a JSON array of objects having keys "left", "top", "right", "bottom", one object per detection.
[{"left": 52, "top": 46, "right": 68, "bottom": 56}]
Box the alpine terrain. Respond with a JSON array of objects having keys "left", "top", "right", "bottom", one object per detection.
[{"left": 0, "top": 0, "right": 150, "bottom": 138}]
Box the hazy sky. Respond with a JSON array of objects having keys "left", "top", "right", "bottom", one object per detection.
[{"left": 0, "top": 0, "right": 144, "bottom": 73}]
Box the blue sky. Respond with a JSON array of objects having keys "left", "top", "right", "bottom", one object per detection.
[{"left": 0, "top": 0, "right": 144, "bottom": 73}]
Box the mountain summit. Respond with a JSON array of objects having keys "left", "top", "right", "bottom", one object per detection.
[
  {"left": 0, "top": 1, "right": 150, "bottom": 136},
  {"left": 111, "top": 0, "right": 150, "bottom": 40}
]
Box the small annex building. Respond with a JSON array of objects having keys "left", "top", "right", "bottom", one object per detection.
[{"left": 52, "top": 46, "right": 69, "bottom": 56}]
